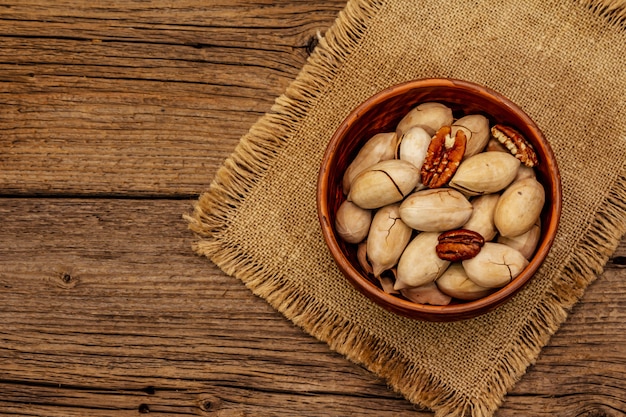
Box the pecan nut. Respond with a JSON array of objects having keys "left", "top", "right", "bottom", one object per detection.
[
  {"left": 436, "top": 229, "right": 485, "bottom": 261},
  {"left": 491, "top": 124, "right": 538, "bottom": 167},
  {"left": 420, "top": 126, "right": 467, "bottom": 188}
]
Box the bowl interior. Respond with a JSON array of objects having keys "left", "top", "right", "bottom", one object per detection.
[{"left": 317, "top": 78, "right": 561, "bottom": 321}]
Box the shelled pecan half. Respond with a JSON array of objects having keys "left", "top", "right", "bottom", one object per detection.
[
  {"left": 420, "top": 126, "right": 467, "bottom": 188},
  {"left": 491, "top": 124, "right": 538, "bottom": 167},
  {"left": 436, "top": 229, "right": 485, "bottom": 261}
]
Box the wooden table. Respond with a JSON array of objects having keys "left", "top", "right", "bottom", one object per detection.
[{"left": 2, "top": 1, "right": 625, "bottom": 415}]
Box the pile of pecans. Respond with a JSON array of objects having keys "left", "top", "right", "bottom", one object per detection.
[{"left": 335, "top": 102, "right": 545, "bottom": 305}]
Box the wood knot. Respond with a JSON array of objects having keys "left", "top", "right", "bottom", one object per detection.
[
  {"left": 188, "top": 42, "right": 207, "bottom": 49},
  {"left": 579, "top": 408, "right": 612, "bottom": 417},
  {"left": 197, "top": 395, "right": 222, "bottom": 414},
  {"left": 611, "top": 255, "right": 626, "bottom": 266},
  {"left": 138, "top": 403, "right": 150, "bottom": 413},
  {"left": 48, "top": 269, "right": 79, "bottom": 289},
  {"left": 59, "top": 272, "right": 76, "bottom": 288},
  {"left": 305, "top": 34, "right": 319, "bottom": 55}
]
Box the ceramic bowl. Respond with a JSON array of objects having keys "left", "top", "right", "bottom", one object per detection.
[{"left": 317, "top": 78, "right": 561, "bottom": 321}]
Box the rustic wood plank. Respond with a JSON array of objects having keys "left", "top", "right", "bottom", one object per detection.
[
  {"left": 0, "top": 0, "right": 344, "bottom": 197},
  {"left": 503, "top": 263, "right": 626, "bottom": 416},
  {"left": 0, "top": 198, "right": 425, "bottom": 416},
  {"left": 2, "top": 1, "right": 626, "bottom": 416},
  {"left": 0, "top": 198, "right": 624, "bottom": 416}
]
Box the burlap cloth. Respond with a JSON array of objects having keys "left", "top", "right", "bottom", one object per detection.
[{"left": 187, "top": 0, "right": 626, "bottom": 415}]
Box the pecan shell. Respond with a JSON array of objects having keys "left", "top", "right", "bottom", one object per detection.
[
  {"left": 436, "top": 229, "right": 485, "bottom": 262},
  {"left": 420, "top": 126, "right": 467, "bottom": 188},
  {"left": 491, "top": 124, "right": 538, "bottom": 167}
]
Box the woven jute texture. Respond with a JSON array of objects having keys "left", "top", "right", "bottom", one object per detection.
[{"left": 187, "top": 0, "right": 626, "bottom": 415}]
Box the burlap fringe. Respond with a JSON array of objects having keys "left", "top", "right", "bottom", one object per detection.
[
  {"left": 580, "top": 0, "right": 626, "bottom": 25},
  {"left": 186, "top": 0, "right": 384, "bottom": 245},
  {"left": 186, "top": 0, "right": 626, "bottom": 415},
  {"left": 451, "top": 166, "right": 626, "bottom": 417}
]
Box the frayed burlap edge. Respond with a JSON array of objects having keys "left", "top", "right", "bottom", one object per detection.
[
  {"left": 452, "top": 166, "right": 626, "bottom": 417},
  {"left": 186, "top": 0, "right": 384, "bottom": 243},
  {"left": 579, "top": 0, "right": 626, "bottom": 26},
  {"left": 186, "top": 0, "right": 626, "bottom": 416}
]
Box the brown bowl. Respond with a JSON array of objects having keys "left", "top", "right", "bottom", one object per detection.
[{"left": 317, "top": 78, "right": 561, "bottom": 321}]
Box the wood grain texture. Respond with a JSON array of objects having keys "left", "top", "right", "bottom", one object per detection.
[
  {"left": 0, "top": 0, "right": 337, "bottom": 197},
  {"left": 1, "top": 1, "right": 625, "bottom": 416},
  {"left": 0, "top": 199, "right": 424, "bottom": 416},
  {"left": 0, "top": 199, "right": 624, "bottom": 416}
]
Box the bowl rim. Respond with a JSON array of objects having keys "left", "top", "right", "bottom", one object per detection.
[{"left": 317, "top": 77, "right": 562, "bottom": 321}]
